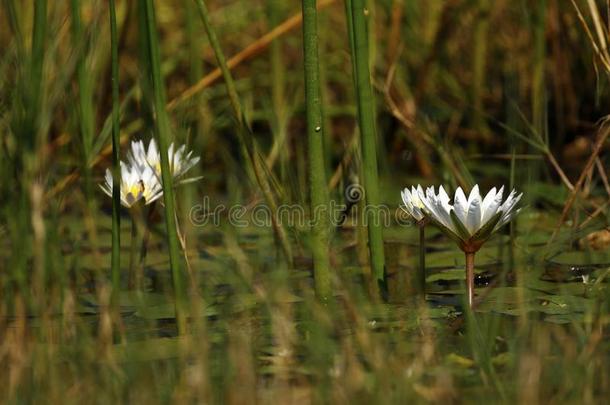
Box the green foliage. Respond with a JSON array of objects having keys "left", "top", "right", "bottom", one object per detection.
[{"left": 0, "top": 0, "right": 609, "bottom": 403}]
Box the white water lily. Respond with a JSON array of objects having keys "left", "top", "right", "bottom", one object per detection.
[
  {"left": 400, "top": 185, "right": 426, "bottom": 222},
  {"left": 413, "top": 184, "right": 523, "bottom": 307},
  {"left": 100, "top": 162, "right": 163, "bottom": 207},
  {"left": 417, "top": 185, "right": 522, "bottom": 252},
  {"left": 400, "top": 184, "right": 429, "bottom": 294},
  {"left": 128, "top": 139, "right": 200, "bottom": 180}
]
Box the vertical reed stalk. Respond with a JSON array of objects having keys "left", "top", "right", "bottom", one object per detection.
[
  {"left": 194, "top": 0, "right": 293, "bottom": 265},
  {"left": 348, "top": 0, "right": 386, "bottom": 286},
  {"left": 344, "top": 0, "right": 373, "bottom": 295},
  {"left": 70, "top": 0, "right": 95, "bottom": 160},
  {"left": 136, "top": 0, "right": 154, "bottom": 131},
  {"left": 71, "top": 0, "right": 102, "bottom": 295},
  {"left": 418, "top": 223, "right": 426, "bottom": 294},
  {"left": 109, "top": 0, "right": 121, "bottom": 295},
  {"left": 344, "top": 0, "right": 357, "bottom": 82},
  {"left": 266, "top": 0, "right": 289, "bottom": 175},
  {"left": 142, "top": 0, "right": 187, "bottom": 333},
  {"left": 472, "top": 0, "right": 490, "bottom": 138},
  {"left": 465, "top": 251, "right": 475, "bottom": 308},
  {"left": 302, "top": 0, "right": 332, "bottom": 300},
  {"left": 532, "top": 0, "right": 546, "bottom": 135},
  {"left": 29, "top": 0, "right": 47, "bottom": 149}
]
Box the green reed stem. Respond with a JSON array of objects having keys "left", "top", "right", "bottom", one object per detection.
[
  {"left": 418, "top": 223, "right": 426, "bottom": 294},
  {"left": 266, "top": 0, "right": 289, "bottom": 176},
  {"left": 532, "top": 0, "right": 546, "bottom": 136},
  {"left": 70, "top": 0, "right": 95, "bottom": 160},
  {"left": 142, "top": 0, "right": 187, "bottom": 334},
  {"left": 136, "top": 0, "right": 154, "bottom": 132},
  {"left": 348, "top": 0, "right": 386, "bottom": 286},
  {"left": 344, "top": 0, "right": 357, "bottom": 84},
  {"left": 193, "top": 0, "right": 293, "bottom": 265},
  {"left": 472, "top": 0, "right": 490, "bottom": 137},
  {"left": 193, "top": 0, "right": 242, "bottom": 124},
  {"left": 27, "top": 0, "right": 47, "bottom": 150},
  {"left": 128, "top": 216, "right": 139, "bottom": 289},
  {"left": 302, "top": 0, "right": 332, "bottom": 301},
  {"left": 109, "top": 0, "right": 121, "bottom": 294}
]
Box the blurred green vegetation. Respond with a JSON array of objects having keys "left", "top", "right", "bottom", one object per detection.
[{"left": 0, "top": 0, "right": 609, "bottom": 403}]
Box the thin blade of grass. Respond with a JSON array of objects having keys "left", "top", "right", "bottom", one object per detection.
[{"left": 142, "top": 0, "right": 187, "bottom": 334}]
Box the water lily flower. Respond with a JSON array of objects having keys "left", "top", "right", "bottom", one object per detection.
[
  {"left": 400, "top": 185, "right": 426, "bottom": 223},
  {"left": 400, "top": 185, "right": 428, "bottom": 294},
  {"left": 128, "top": 139, "right": 200, "bottom": 181},
  {"left": 417, "top": 185, "right": 522, "bottom": 307},
  {"left": 100, "top": 162, "right": 163, "bottom": 207}
]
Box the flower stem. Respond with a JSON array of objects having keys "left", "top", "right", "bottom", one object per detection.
[
  {"left": 128, "top": 214, "right": 145, "bottom": 291},
  {"left": 128, "top": 217, "right": 137, "bottom": 289},
  {"left": 465, "top": 251, "right": 476, "bottom": 308},
  {"left": 418, "top": 224, "right": 426, "bottom": 295}
]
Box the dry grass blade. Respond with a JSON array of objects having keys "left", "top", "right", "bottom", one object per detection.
[
  {"left": 167, "top": 0, "right": 338, "bottom": 111},
  {"left": 548, "top": 121, "right": 610, "bottom": 245},
  {"left": 572, "top": 0, "right": 610, "bottom": 73}
]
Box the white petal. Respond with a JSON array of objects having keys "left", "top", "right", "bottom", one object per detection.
[
  {"left": 480, "top": 187, "right": 498, "bottom": 224},
  {"left": 401, "top": 188, "right": 411, "bottom": 206},
  {"left": 480, "top": 186, "right": 503, "bottom": 225},
  {"left": 467, "top": 184, "right": 481, "bottom": 207},
  {"left": 480, "top": 187, "right": 497, "bottom": 213},
  {"left": 453, "top": 187, "right": 468, "bottom": 223},
  {"left": 498, "top": 189, "right": 517, "bottom": 213},
  {"left": 500, "top": 192, "right": 522, "bottom": 222},
  {"left": 401, "top": 187, "right": 423, "bottom": 220},
  {"left": 100, "top": 183, "right": 112, "bottom": 199},
  {"left": 432, "top": 197, "right": 455, "bottom": 232},
  {"left": 495, "top": 207, "right": 522, "bottom": 231},
  {"left": 418, "top": 187, "right": 437, "bottom": 219},
  {"left": 438, "top": 185, "right": 450, "bottom": 204},
  {"left": 437, "top": 186, "right": 453, "bottom": 219},
  {"left": 465, "top": 197, "right": 481, "bottom": 234}
]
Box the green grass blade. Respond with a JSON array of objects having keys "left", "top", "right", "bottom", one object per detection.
[
  {"left": 70, "top": 0, "right": 95, "bottom": 160},
  {"left": 109, "top": 0, "right": 121, "bottom": 296},
  {"left": 142, "top": 0, "right": 187, "bottom": 334}
]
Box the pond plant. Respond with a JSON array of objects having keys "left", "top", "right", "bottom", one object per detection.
[
  {"left": 2, "top": 0, "right": 610, "bottom": 402},
  {"left": 413, "top": 185, "right": 522, "bottom": 307},
  {"left": 101, "top": 140, "right": 199, "bottom": 291}
]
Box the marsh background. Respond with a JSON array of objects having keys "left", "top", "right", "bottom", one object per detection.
[{"left": 1, "top": 0, "right": 610, "bottom": 403}]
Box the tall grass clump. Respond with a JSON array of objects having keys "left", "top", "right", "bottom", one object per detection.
[{"left": 194, "top": 0, "right": 294, "bottom": 265}]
